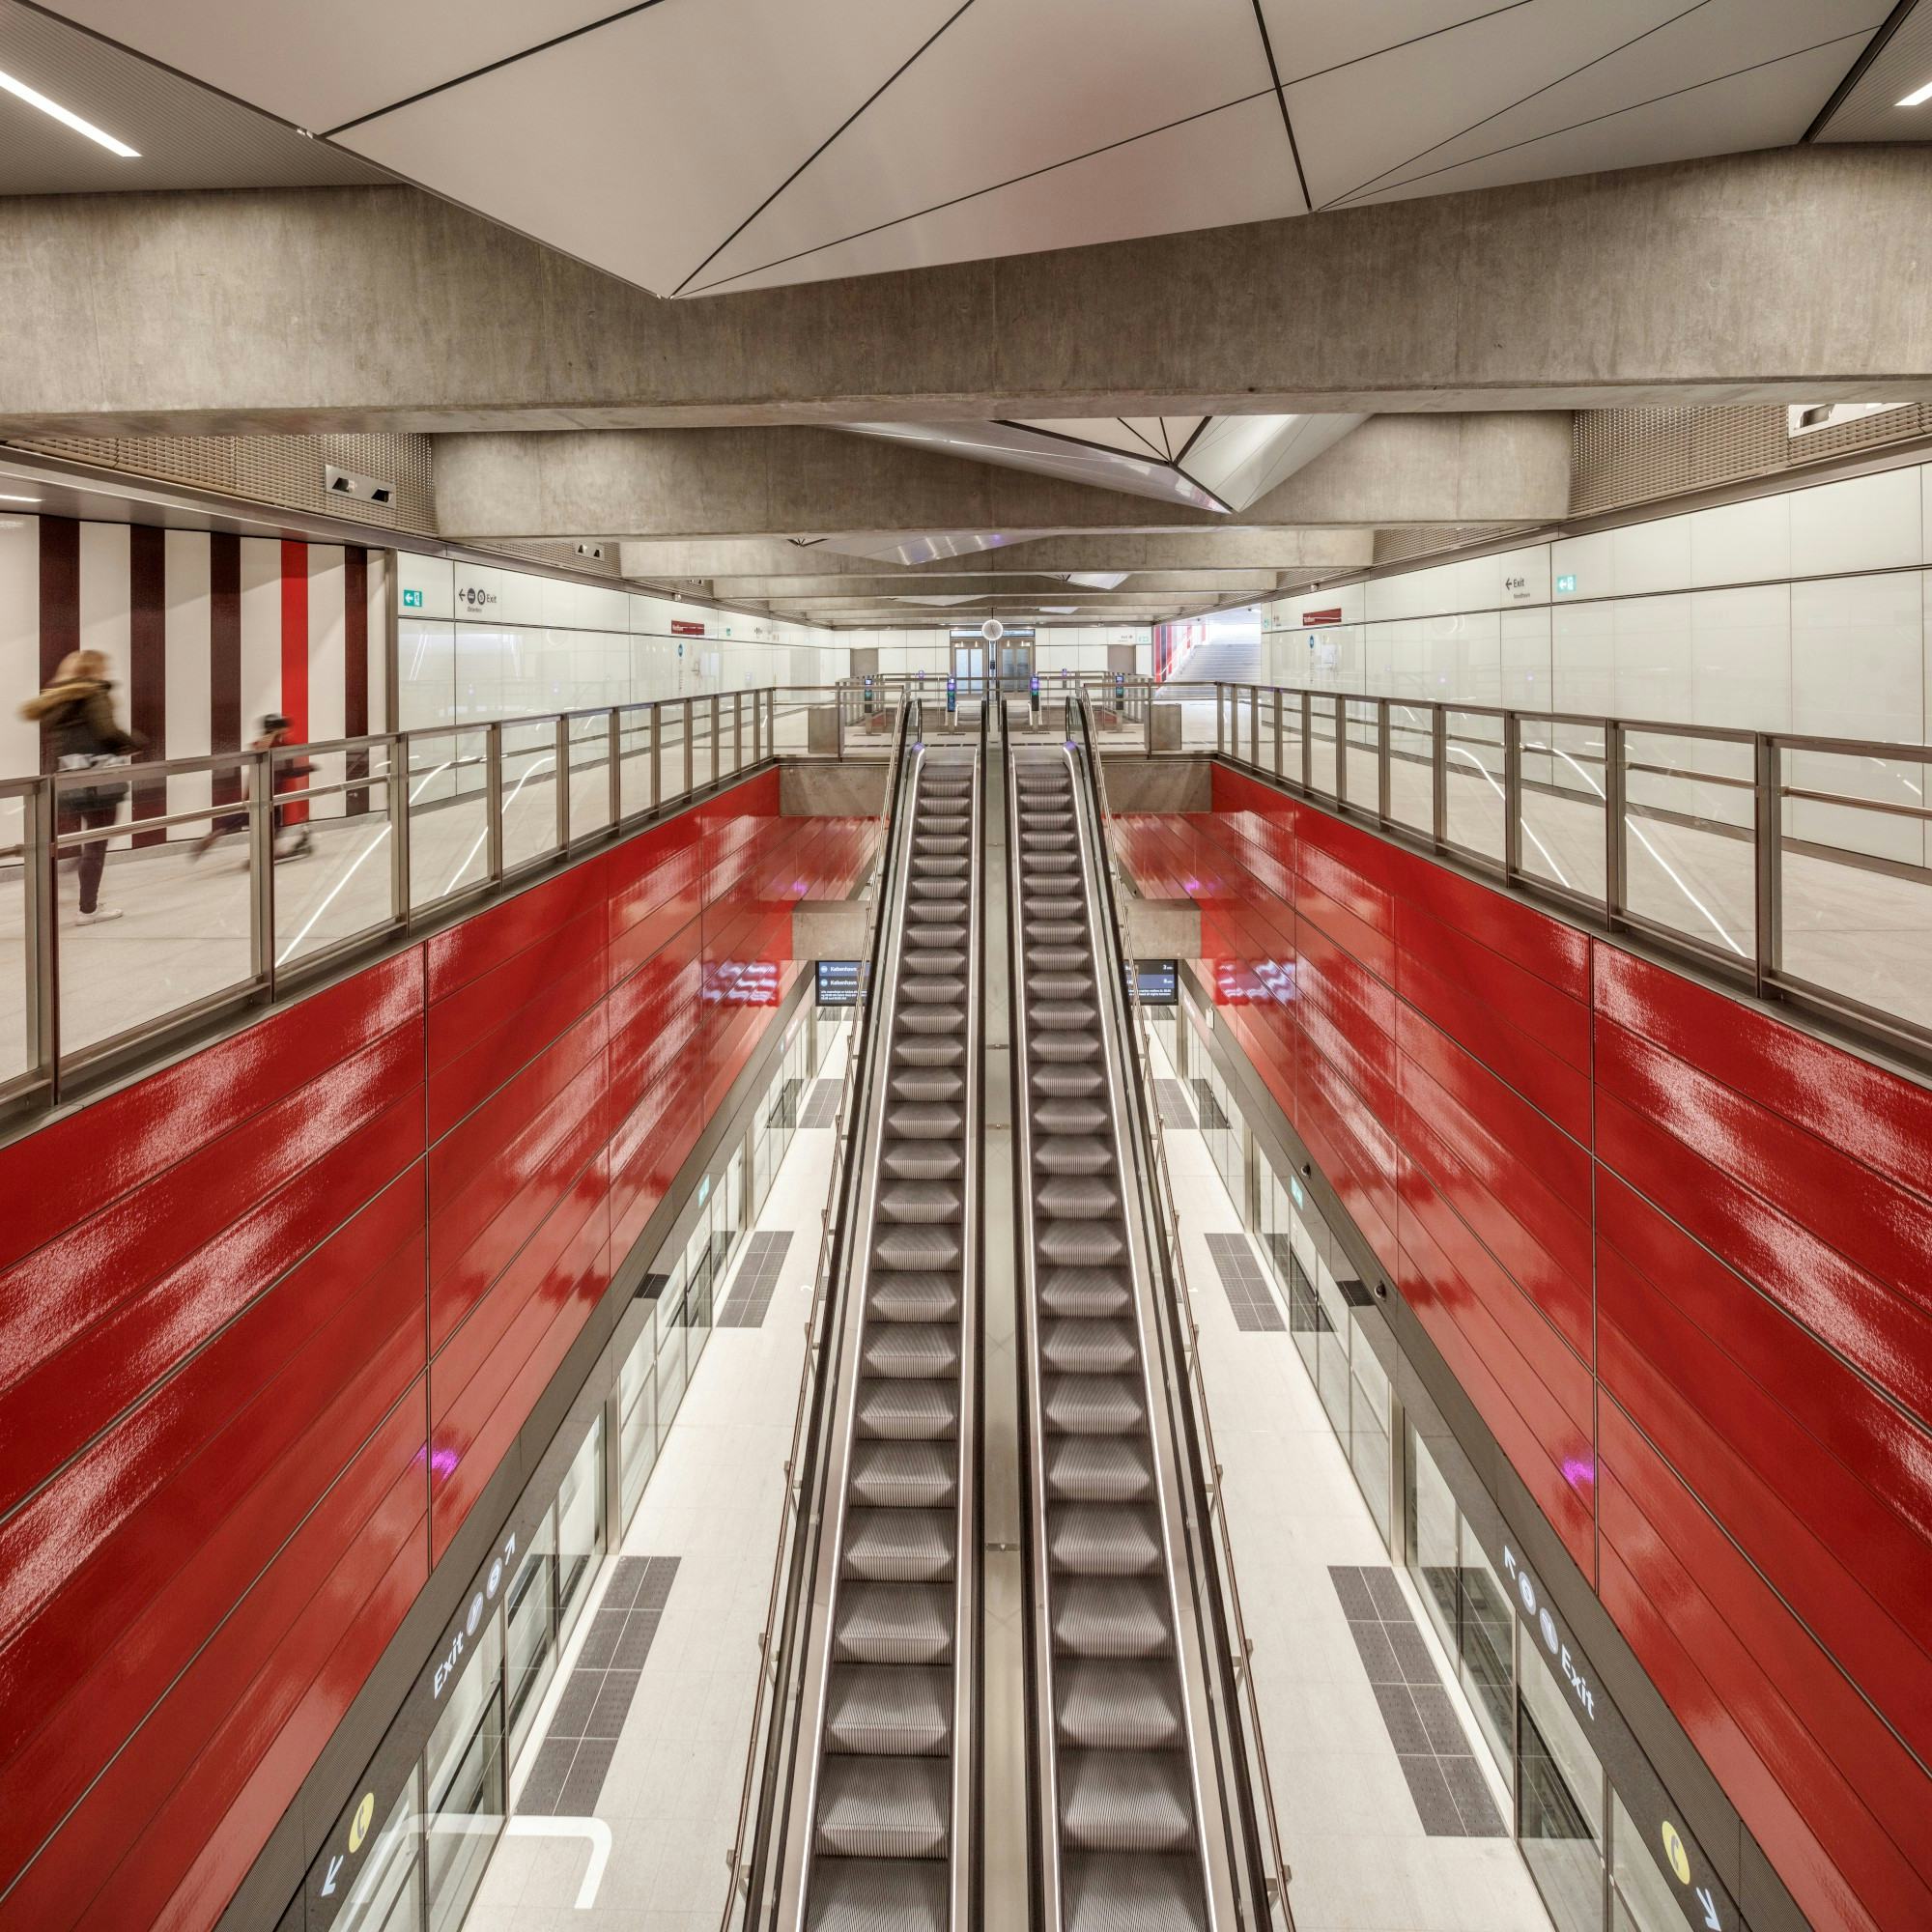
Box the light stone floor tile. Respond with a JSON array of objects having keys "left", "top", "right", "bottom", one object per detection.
[
  {"left": 1147, "top": 1033, "right": 1552, "bottom": 1932},
  {"left": 478, "top": 1035, "right": 842, "bottom": 1923}
]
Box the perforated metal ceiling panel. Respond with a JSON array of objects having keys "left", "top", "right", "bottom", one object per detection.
[{"left": 0, "top": 0, "right": 387, "bottom": 193}]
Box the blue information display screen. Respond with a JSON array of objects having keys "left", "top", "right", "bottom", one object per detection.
[
  {"left": 1135, "top": 958, "right": 1178, "bottom": 1006},
  {"left": 816, "top": 959, "right": 863, "bottom": 1008}
]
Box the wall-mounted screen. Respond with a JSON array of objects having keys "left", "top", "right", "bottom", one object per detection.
[
  {"left": 1135, "top": 959, "right": 1179, "bottom": 1006},
  {"left": 816, "top": 960, "right": 863, "bottom": 1008}
]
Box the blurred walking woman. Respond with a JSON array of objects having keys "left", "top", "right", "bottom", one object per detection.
[{"left": 20, "top": 649, "right": 146, "bottom": 924}]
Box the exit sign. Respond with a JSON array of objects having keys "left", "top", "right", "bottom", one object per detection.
[
  {"left": 1555, "top": 574, "right": 1577, "bottom": 595},
  {"left": 402, "top": 587, "right": 424, "bottom": 610}
]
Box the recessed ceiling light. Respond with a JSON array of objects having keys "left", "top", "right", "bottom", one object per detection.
[
  {"left": 1898, "top": 80, "right": 1932, "bottom": 107},
  {"left": 0, "top": 68, "right": 139, "bottom": 156},
  {"left": 0, "top": 492, "right": 42, "bottom": 504}
]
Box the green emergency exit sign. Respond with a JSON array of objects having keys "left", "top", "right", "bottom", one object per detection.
[
  {"left": 402, "top": 587, "right": 424, "bottom": 609},
  {"left": 1555, "top": 574, "right": 1577, "bottom": 595}
]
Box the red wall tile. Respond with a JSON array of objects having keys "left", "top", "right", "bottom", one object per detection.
[
  {"left": 1119, "top": 785, "right": 1932, "bottom": 1930},
  {"left": 0, "top": 770, "right": 871, "bottom": 1930}
]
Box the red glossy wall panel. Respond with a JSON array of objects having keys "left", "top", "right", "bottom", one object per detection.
[
  {"left": 1128, "top": 772, "right": 1932, "bottom": 1930},
  {"left": 0, "top": 771, "right": 873, "bottom": 1930}
]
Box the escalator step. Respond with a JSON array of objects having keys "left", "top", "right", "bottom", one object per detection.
[
  {"left": 850, "top": 1439, "right": 957, "bottom": 1510},
  {"left": 863, "top": 1321, "right": 961, "bottom": 1380},
  {"left": 1037, "top": 1174, "right": 1117, "bottom": 1219},
  {"left": 808, "top": 1858, "right": 948, "bottom": 1932},
  {"left": 815, "top": 1757, "right": 950, "bottom": 1860},
  {"left": 1035, "top": 1135, "right": 1111, "bottom": 1176},
  {"left": 1038, "top": 1219, "right": 1126, "bottom": 1266},
  {"left": 856, "top": 1377, "right": 959, "bottom": 1439},
  {"left": 872, "top": 1224, "right": 962, "bottom": 1271},
  {"left": 1046, "top": 1435, "right": 1155, "bottom": 1503},
  {"left": 870, "top": 1272, "right": 962, "bottom": 1322},
  {"left": 835, "top": 1582, "right": 953, "bottom": 1664},
  {"left": 880, "top": 1141, "right": 963, "bottom": 1182},
  {"left": 1041, "top": 1373, "right": 1143, "bottom": 1435},
  {"left": 1048, "top": 1503, "right": 1162, "bottom": 1577},
  {"left": 1055, "top": 1661, "right": 1186, "bottom": 1750},
  {"left": 1052, "top": 1577, "right": 1174, "bottom": 1659},
  {"left": 1041, "top": 1319, "right": 1138, "bottom": 1377},
  {"left": 1038, "top": 1266, "right": 1133, "bottom": 1319},
  {"left": 1059, "top": 1750, "right": 1196, "bottom": 1853},
  {"left": 826, "top": 1664, "right": 952, "bottom": 1756},
  {"left": 878, "top": 1179, "right": 963, "bottom": 1224},
  {"left": 1062, "top": 1853, "right": 1208, "bottom": 1932},
  {"left": 843, "top": 1508, "right": 955, "bottom": 1584}
]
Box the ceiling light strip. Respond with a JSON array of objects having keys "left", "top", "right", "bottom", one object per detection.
[{"left": 0, "top": 67, "right": 138, "bottom": 156}]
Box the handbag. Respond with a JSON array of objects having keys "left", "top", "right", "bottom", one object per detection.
[{"left": 58, "top": 751, "right": 131, "bottom": 813}]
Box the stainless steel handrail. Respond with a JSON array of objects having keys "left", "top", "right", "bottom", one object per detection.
[
  {"left": 1148, "top": 678, "right": 1932, "bottom": 1059},
  {"left": 0, "top": 685, "right": 878, "bottom": 1114},
  {"left": 1072, "top": 692, "right": 1295, "bottom": 1930},
  {"left": 721, "top": 697, "right": 916, "bottom": 1932}
]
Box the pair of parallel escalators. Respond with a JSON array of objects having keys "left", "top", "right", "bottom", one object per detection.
[{"left": 770, "top": 706, "right": 1256, "bottom": 1932}]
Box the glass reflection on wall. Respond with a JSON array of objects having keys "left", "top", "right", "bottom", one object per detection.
[
  {"left": 330, "top": 1774, "right": 422, "bottom": 1932},
  {"left": 1519, "top": 1636, "right": 1606, "bottom": 1932},
  {"left": 504, "top": 1517, "right": 556, "bottom": 1770},
  {"left": 1611, "top": 1789, "right": 1689, "bottom": 1932},
  {"left": 424, "top": 1611, "right": 503, "bottom": 1932},
  {"left": 557, "top": 1414, "right": 605, "bottom": 1646}
]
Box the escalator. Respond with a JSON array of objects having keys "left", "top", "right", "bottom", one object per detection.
[
  {"left": 1008, "top": 742, "right": 1238, "bottom": 1932},
  {"left": 786, "top": 742, "right": 982, "bottom": 1932}
]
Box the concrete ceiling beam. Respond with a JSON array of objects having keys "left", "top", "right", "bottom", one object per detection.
[
  {"left": 2, "top": 151, "right": 1929, "bottom": 434},
  {"left": 616, "top": 531, "right": 1374, "bottom": 578},
  {"left": 436, "top": 416, "right": 1569, "bottom": 541},
  {"left": 702, "top": 570, "right": 1280, "bottom": 598}
]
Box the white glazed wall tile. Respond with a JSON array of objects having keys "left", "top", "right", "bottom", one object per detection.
[
  {"left": 1690, "top": 584, "right": 1791, "bottom": 731},
  {"left": 1690, "top": 493, "right": 1791, "bottom": 589},
  {"left": 1611, "top": 594, "right": 1693, "bottom": 724},
  {"left": 1549, "top": 530, "right": 1613, "bottom": 603},
  {"left": 1498, "top": 608, "right": 1553, "bottom": 710},
  {"left": 1610, "top": 514, "right": 1693, "bottom": 598},
  {"left": 1789, "top": 468, "right": 1924, "bottom": 578}
]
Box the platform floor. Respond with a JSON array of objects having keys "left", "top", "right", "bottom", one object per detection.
[{"left": 465, "top": 1033, "right": 845, "bottom": 1932}]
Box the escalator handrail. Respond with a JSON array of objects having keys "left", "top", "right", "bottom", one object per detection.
[
  {"left": 723, "top": 696, "right": 920, "bottom": 1932},
  {"left": 1068, "top": 691, "right": 1297, "bottom": 1932}
]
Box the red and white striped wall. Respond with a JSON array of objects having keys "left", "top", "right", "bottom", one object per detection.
[{"left": 0, "top": 517, "right": 386, "bottom": 808}]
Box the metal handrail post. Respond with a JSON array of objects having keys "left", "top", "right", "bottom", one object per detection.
[
  {"left": 555, "top": 713, "right": 572, "bottom": 847},
  {"left": 733, "top": 690, "right": 744, "bottom": 772},
  {"left": 1215, "top": 683, "right": 1225, "bottom": 755},
  {"left": 1503, "top": 711, "right": 1523, "bottom": 884},
  {"left": 684, "top": 696, "right": 696, "bottom": 795},
  {"left": 1332, "top": 697, "right": 1348, "bottom": 809},
  {"left": 1431, "top": 705, "right": 1448, "bottom": 850},
  {"left": 1605, "top": 718, "right": 1627, "bottom": 926},
  {"left": 1754, "top": 733, "right": 1782, "bottom": 996},
  {"left": 649, "top": 702, "right": 663, "bottom": 810},
  {"left": 1299, "top": 691, "right": 1312, "bottom": 791},
  {"left": 1272, "top": 689, "right": 1283, "bottom": 779},
  {"left": 710, "top": 694, "right": 721, "bottom": 784},
  {"left": 607, "top": 707, "right": 622, "bottom": 826},
  {"left": 752, "top": 689, "right": 763, "bottom": 764},
  {"left": 1248, "top": 684, "right": 1260, "bottom": 766},
  {"left": 26, "top": 780, "right": 57, "bottom": 1099},
  {"left": 486, "top": 723, "right": 505, "bottom": 881},
  {"left": 248, "top": 745, "right": 276, "bottom": 1002},
  {"left": 388, "top": 733, "right": 412, "bottom": 924},
  {"left": 1145, "top": 684, "right": 1154, "bottom": 755},
  {"left": 1377, "top": 697, "right": 1392, "bottom": 823}
]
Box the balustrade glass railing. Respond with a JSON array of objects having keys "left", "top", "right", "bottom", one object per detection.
[
  {"left": 0, "top": 686, "right": 857, "bottom": 1112},
  {"left": 1175, "top": 678, "right": 1932, "bottom": 1053}
]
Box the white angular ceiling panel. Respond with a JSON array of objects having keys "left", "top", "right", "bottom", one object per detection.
[
  {"left": 1027, "top": 419, "right": 1176, "bottom": 460},
  {"left": 1258, "top": 1, "right": 1502, "bottom": 83},
  {"left": 42, "top": 0, "right": 620, "bottom": 136},
  {"left": 690, "top": 92, "right": 1306, "bottom": 296},
  {"left": 843, "top": 422, "right": 1226, "bottom": 510},
  {"left": 682, "top": 0, "right": 1271, "bottom": 295},
  {"left": 1340, "top": 0, "right": 1888, "bottom": 206},
  {"left": 1342, "top": 37, "right": 1870, "bottom": 209},
  {"left": 1183, "top": 413, "right": 1365, "bottom": 509},
  {"left": 1284, "top": 0, "right": 1691, "bottom": 209},
  {"left": 337, "top": 0, "right": 962, "bottom": 296}
]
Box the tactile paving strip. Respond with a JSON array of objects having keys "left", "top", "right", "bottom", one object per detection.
[
  {"left": 519, "top": 1556, "right": 680, "bottom": 1817},
  {"left": 1203, "top": 1233, "right": 1286, "bottom": 1332},
  {"left": 1329, "top": 1566, "right": 1505, "bottom": 1838},
  {"left": 715, "top": 1230, "right": 796, "bottom": 1329}
]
